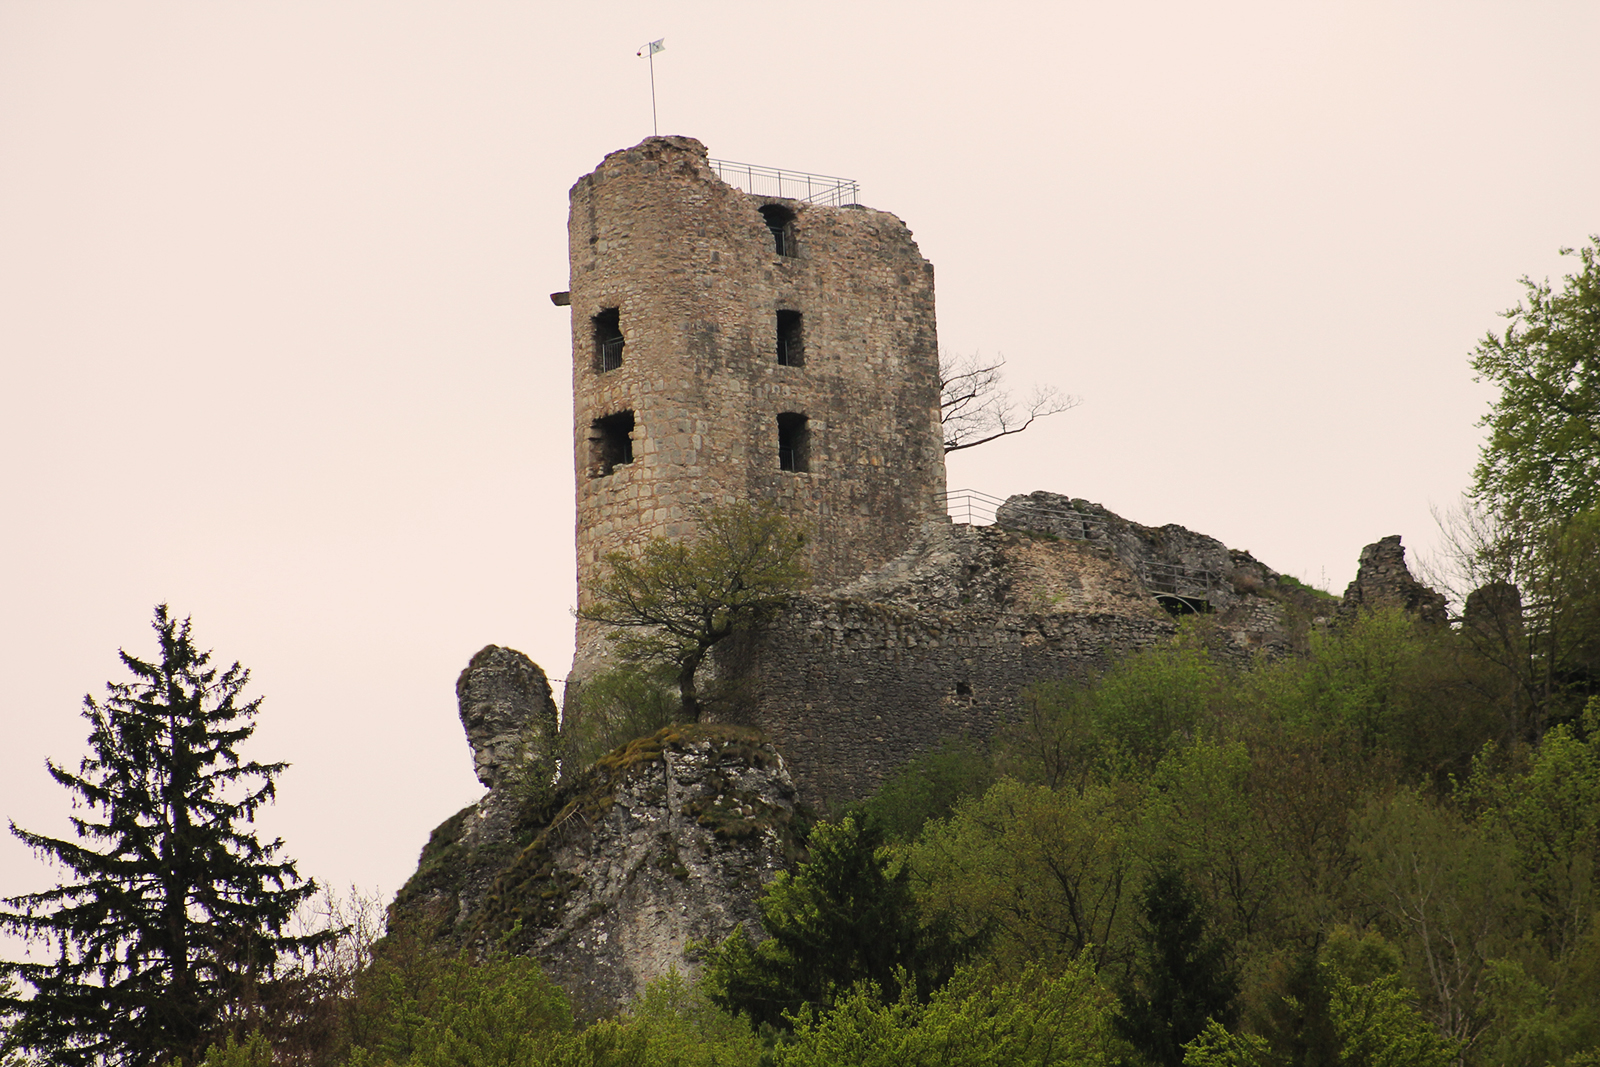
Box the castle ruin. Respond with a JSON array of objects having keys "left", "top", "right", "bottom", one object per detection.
[{"left": 561, "top": 137, "right": 947, "bottom": 683}]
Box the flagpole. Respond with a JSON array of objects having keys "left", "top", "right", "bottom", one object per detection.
[{"left": 638, "top": 39, "right": 664, "bottom": 136}]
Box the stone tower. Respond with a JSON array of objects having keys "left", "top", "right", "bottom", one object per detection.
[{"left": 564, "top": 136, "right": 947, "bottom": 678}]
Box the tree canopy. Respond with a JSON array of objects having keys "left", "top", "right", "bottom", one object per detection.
[
  {"left": 1471, "top": 236, "right": 1600, "bottom": 525},
  {"left": 0, "top": 607, "right": 329, "bottom": 1067}
]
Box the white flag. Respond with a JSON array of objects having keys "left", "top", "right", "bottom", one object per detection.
[{"left": 639, "top": 38, "right": 665, "bottom": 57}]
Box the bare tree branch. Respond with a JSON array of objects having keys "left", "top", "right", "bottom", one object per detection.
[{"left": 940, "top": 351, "right": 1079, "bottom": 453}]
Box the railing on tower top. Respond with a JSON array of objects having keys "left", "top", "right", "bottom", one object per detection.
[
  {"left": 708, "top": 159, "right": 860, "bottom": 207},
  {"left": 943, "top": 489, "right": 1108, "bottom": 540}
]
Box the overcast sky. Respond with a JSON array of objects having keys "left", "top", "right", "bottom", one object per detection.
[{"left": 3, "top": 2, "right": 1597, "bottom": 926}]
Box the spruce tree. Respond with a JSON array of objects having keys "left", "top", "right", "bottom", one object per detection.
[
  {"left": 1114, "top": 865, "right": 1240, "bottom": 1067},
  {"left": 0, "top": 606, "right": 330, "bottom": 1067}
]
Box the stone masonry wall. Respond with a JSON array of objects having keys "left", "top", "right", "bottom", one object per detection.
[
  {"left": 567, "top": 137, "right": 946, "bottom": 679},
  {"left": 722, "top": 521, "right": 1180, "bottom": 804}
]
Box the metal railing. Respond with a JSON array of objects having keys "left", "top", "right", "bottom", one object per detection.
[
  {"left": 708, "top": 158, "right": 860, "bottom": 207},
  {"left": 944, "top": 490, "right": 1110, "bottom": 542},
  {"left": 944, "top": 488, "right": 1005, "bottom": 526},
  {"left": 1139, "top": 560, "right": 1219, "bottom": 597}
]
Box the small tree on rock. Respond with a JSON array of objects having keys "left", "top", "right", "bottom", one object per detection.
[
  {"left": 577, "top": 501, "right": 809, "bottom": 722},
  {"left": 0, "top": 606, "right": 331, "bottom": 1067}
]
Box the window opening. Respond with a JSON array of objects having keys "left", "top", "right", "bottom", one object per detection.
[
  {"left": 776, "top": 310, "right": 804, "bottom": 367},
  {"left": 589, "top": 411, "right": 634, "bottom": 476},
  {"left": 593, "top": 308, "right": 624, "bottom": 372},
  {"left": 778, "top": 412, "right": 809, "bottom": 473},
  {"left": 759, "top": 205, "right": 797, "bottom": 257}
]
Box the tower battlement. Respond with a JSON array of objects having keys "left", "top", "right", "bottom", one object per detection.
[{"left": 566, "top": 136, "right": 947, "bottom": 678}]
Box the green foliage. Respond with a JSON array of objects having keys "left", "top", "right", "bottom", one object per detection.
[
  {"left": 1242, "top": 609, "right": 1503, "bottom": 783},
  {"left": 1115, "top": 865, "right": 1240, "bottom": 1067},
  {"left": 0, "top": 607, "right": 329, "bottom": 1067},
  {"left": 1354, "top": 789, "right": 1520, "bottom": 1053},
  {"left": 997, "top": 678, "right": 1109, "bottom": 791},
  {"left": 1142, "top": 737, "right": 1288, "bottom": 951},
  {"left": 192, "top": 1031, "right": 275, "bottom": 1067},
  {"left": 1471, "top": 236, "right": 1600, "bottom": 526},
  {"left": 1461, "top": 723, "right": 1600, "bottom": 960},
  {"left": 340, "top": 938, "right": 573, "bottom": 1067},
  {"left": 1181, "top": 1020, "right": 1272, "bottom": 1067},
  {"left": 1090, "top": 640, "right": 1223, "bottom": 769},
  {"left": 852, "top": 739, "right": 996, "bottom": 843},
  {"left": 578, "top": 501, "right": 809, "bottom": 721},
  {"left": 575, "top": 970, "right": 763, "bottom": 1067},
  {"left": 1323, "top": 967, "right": 1459, "bottom": 1067},
  {"left": 909, "top": 777, "right": 1135, "bottom": 977},
  {"left": 774, "top": 958, "right": 1114, "bottom": 1067},
  {"left": 698, "top": 816, "right": 972, "bottom": 1032},
  {"left": 560, "top": 664, "right": 679, "bottom": 773}
]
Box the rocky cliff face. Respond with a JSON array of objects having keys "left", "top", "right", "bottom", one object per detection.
[{"left": 394, "top": 648, "right": 799, "bottom": 1020}]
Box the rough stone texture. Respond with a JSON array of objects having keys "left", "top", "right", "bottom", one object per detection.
[
  {"left": 1338, "top": 535, "right": 1448, "bottom": 626},
  {"left": 721, "top": 508, "right": 1322, "bottom": 805},
  {"left": 997, "top": 491, "right": 1243, "bottom": 609},
  {"left": 567, "top": 136, "right": 946, "bottom": 683},
  {"left": 394, "top": 713, "right": 798, "bottom": 1021},
  {"left": 456, "top": 645, "right": 559, "bottom": 790}
]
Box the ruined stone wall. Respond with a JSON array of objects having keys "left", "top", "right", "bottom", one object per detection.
[
  {"left": 721, "top": 522, "right": 1182, "bottom": 804},
  {"left": 567, "top": 137, "right": 946, "bottom": 677}
]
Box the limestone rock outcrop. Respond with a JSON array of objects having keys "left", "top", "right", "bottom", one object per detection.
[
  {"left": 397, "top": 654, "right": 799, "bottom": 1020},
  {"left": 456, "top": 644, "right": 558, "bottom": 790},
  {"left": 1337, "top": 535, "right": 1448, "bottom": 626}
]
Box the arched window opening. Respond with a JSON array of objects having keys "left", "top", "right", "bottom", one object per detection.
[
  {"left": 778, "top": 412, "right": 809, "bottom": 473},
  {"left": 593, "top": 308, "right": 624, "bottom": 372},
  {"left": 776, "top": 310, "right": 804, "bottom": 367},
  {"left": 589, "top": 411, "right": 634, "bottom": 476},
  {"left": 759, "top": 205, "right": 797, "bottom": 257}
]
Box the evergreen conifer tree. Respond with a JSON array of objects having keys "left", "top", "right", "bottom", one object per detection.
[
  {"left": 1115, "top": 865, "right": 1240, "bottom": 1067},
  {"left": 0, "top": 607, "right": 330, "bottom": 1067}
]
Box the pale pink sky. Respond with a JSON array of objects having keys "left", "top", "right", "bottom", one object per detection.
[{"left": 3, "top": 2, "right": 1596, "bottom": 921}]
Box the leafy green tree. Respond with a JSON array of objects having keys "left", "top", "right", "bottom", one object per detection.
[
  {"left": 0, "top": 607, "right": 329, "bottom": 1067},
  {"left": 1115, "top": 865, "right": 1240, "bottom": 1067},
  {"left": 558, "top": 664, "right": 679, "bottom": 770},
  {"left": 342, "top": 951, "right": 573, "bottom": 1067},
  {"left": 1471, "top": 236, "right": 1600, "bottom": 526},
  {"left": 575, "top": 970, "right": 762, "bottom": 1067},
  {"left": 851, "top": 739, "right": 995, "bottom": 844},
  {"left": 698, "top": 816, "right": 972, "bottom": 1032},
  {"left": 1141, "top": 737, "right": 1288, "bottom": 953},
  {"left": 1183, "top": 938, "right": 1458, "bottom": 1067},
  {"left": 1462, "top": 238, "right": 1600, "bottom": 732},
  {"left": 1323, "top": 967, "right": 1459, "bottom": 1067},
  {"left": 774, "top": 958, "right": 1114, "bottom": 1067},
  {"left": 577, "top": 501, "right": 809, "bottom": 721},
  {"left": 1354, "top": 789, "right": 1520, "bottom": 1056},
  {"left": 997, "top": 678, "right": 1111, "bottom": 792},
  {"left": 1460, "top": 721, "right": 1600, "bottom": 961},
  {"left": 909, "top": 777, "right": 1136, "bottom": 977}
]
